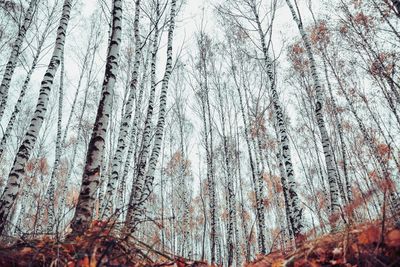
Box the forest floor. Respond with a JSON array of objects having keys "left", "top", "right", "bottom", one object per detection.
[
  {"left": 0, "top": 219, "right": 399, "bottom": 266},
  {"left": 248, "top": 219, "right": 400, "bottom": 267}
]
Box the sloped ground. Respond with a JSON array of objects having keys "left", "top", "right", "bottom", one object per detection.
[
  {"left": 0, "top": 221, "right": 208, "bottom": 266},
  {"left": 0, "top": 220, "right": 399, "bottom": 266},
  {"left": 247, "top": 221, "right": 400, "bottom": 267}
]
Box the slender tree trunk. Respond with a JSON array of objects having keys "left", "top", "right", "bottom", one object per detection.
[
  {"left": 216, "top": 82, "right": 236, "bottom": 266},
  {"left": 124, "top": 2, "right": 160, "bottom": 224},
  {"left": 286, "top": 0, "right": 341, "bottom": 218},
  {"left": 125, "top": 0, "right": 177, "bottom": 233},
  {"left": 117, "top": 56, "right": 148, "bottom": 212},
  {"left": 102, "top": 0, "right": 142, "bottom": 219},
  {"left": 250, "top": 0, "right": 304, "bottom": 239},
  {"left": 0, "top": 0, "right": 38, "bottom": 120},
  {"left": 59, "top": 35, "right": 99, "bottom": 219},
  {"left": 69, "top": 0, "right": 122, "bottom": 237},
  {"left": 0, "top": 21, "right": 48, "bottom": 159},
  {"left": 321, "top": 55, "right": 352, "bottom": 204},
  {"left": 44, "top": 50, "right": 64, "bottom": 232},
  {"left": 0, "top": 0, "right": 72, "bottom": 234},
  {"left": 230, "top": 62, "right": 267, "bottom": 253},
  {"left": 195, "top": 32, "right": 218, "bottom": 263},
  {"left": 198, "top": 85, "right": 217, "bottom": 263}
]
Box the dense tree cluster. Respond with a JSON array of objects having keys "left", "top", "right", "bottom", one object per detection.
[{"left": 0, "top": 0, "right": 398, "bottom": 266}]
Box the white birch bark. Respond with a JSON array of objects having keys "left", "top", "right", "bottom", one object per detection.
[
  {"left": 0, "top": 0, "right": 72, "bottom": 234},
  {"left": 203, "top": 43, "right": 218, "bottom": 263},
  {"left": 230, "top": 55, "right": 267, "bottom": 253},
  {"left": 0, "top": 19, "right": 49, "bottom": 159},
  {"left": 322, "top": 56, "right": 352, "bottom": 204},
  {"left": 125, "top": 0, "right": 177, "bottom": 232},
  {"left": 58, "top": 35, "right": 100, "bottom": 219},
  {"left": 250, "top": 0, "right": 303, "bottom": 238},
  {"left": 101, "top": 0, "right": 142, "bottom": 219},
  {"left": 44, "top": 50, "right": 64, "bottom": 233},
  {"left": 124, "top": 12, "right": 160, "bottom": 222},
  {"left": 118, "top": 53, "right": 149, "bottom": 212},
  {"left": 197, "top": 79, "right": 218, "bottom": 262},
  {"left": 216, "top": 82, "right": 237, "bottom": 266},
  {"left": 285, "top": 0, "right": 341, "bottom": 216},
  {"left": 0, "top": 0, "right": 38, "bottom": 120},
  {"left": 69, "top": 0, "right": 122, "bottom": 236}
]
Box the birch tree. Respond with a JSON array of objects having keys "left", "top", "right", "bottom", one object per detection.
[
  {"left": 248, "top": 0, "right": 303, "bottom": 239},
  {"left": 192, "top": 31, "right": 219, "bottom": 262},
  {"left": 125, "top": 0, "right": 177, "bottom": 233},
  {"left": 69, "top": 0, "right": 122, "bottom": 236},
  {"left": 285, "top": 0, "right": 341, "bottom": 219},
  {"left": 0, "top": 0, "right": 72, "bottom": 234},
  {"left": 121, "top": 0, "right": 162, "bottom": 225},
  {"left": 44, "top": 50, "right": 64, "bottom": 232},
  {"left": 101, "top": 0, "right": 142, "bottom": 219},
  {"left": 0, "top": 1, "right": 57, "bottom": 159},
  {"left": 0, "top": 0, "right": 38, "bottom": 120}
]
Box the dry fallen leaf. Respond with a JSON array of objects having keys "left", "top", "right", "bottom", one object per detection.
[
  {"left": 358, "top": 226, "right": 380, "bottom": 245},
  {"left": 271, "top": 259, "right": 285, "bottom": 267},
  {"left": 386, "top": 229, "right": 400, "bottom": 247},
  {"left": 20, "top": 247, "right": 34, "bottom": 255},
  {"left": 77, "top": 255, "right": 90, "bottom": 267}
]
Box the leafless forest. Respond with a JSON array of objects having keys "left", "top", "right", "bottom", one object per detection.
[{"left": 0, "top": 0, "right": 399, "bottom": 266}]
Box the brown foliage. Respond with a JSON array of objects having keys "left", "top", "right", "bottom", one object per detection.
[
  {"left": 164, "top": 151, "right": 191, "bottom": 177},
  {"left": 288, "top": 43, "right": 309, "bottom": 74},
  {"left": 353, "top": 12, "right": 374, "bottom": 29},
  {"left": 370, "top": 53, "right": 394, "bottom": 78},
  {"left": 246, "top": 220, "right": 400, "bottom": 267},
  {"left": 0, "top": 221, "right": 209, "bottom": 266},
  {"left": 310, "top": 21, "right": 330, "bottom": 47}
]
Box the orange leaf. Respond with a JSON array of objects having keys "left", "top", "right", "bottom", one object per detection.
[
  {"left": 78, "top": 255, "right": 90, "bottom": 267},
  {"left": 386, "top": 229, "right": 400, "bottom": 247},
  {"left": 358, "top": 226, "right": 380, "bottom": 245},
  {"left": 20, "top": 247, "right": 34, "bottom": 255},
  {"left": 272, "top": 259, "right": 285, "bottom": 267}
]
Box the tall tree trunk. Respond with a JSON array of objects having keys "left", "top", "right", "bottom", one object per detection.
[
  {"left": 230, "top": 59, "right": 267, "bottom": 254},
  {"left": 0, "top": 18, "right": 49, "bottom": 159},
  {"left": 198, "top": 83, "right": 217, "bottom": 263},
  {"left": 102, "top": 0, "right": 142, "bottom": 219},
  {"left": 285, "top": 0, "right": 341, "bottom": 218},
  {"left": 68, "top": 0, "right": 122, "bottom": 237},
  {"left": 250, "top": 0, "right": 303, "bottom": 239},
  {"left": 44, "top": 50, "right": 64, "bottom": 233},
  {"left": 195, "top": 31, "right": 218, "bottom": 262},
  {"left": 0, "top": 0, "right": 38, "bottom": 120},
  {"left": 58, "top": 34, "right": 99, "bottom": 220},
  {"left": 217, "top": 85, "right": 236, "bottom": 266},
  {"left": 0, "top": 0, "right": 72, "bottom": 234},
  {"left": 118, "top": 52, "right": 149, "bottom": 213},
  {"left": 125, "top": 0, "right": 177, "bottom": 233},
  {"left": 124, "top": 1, "right": 160, "bottom": 223},
  {"left": 321, "top": 55, "right": 352, "bottom": 204},
  {"left": 175, "top": 98, "right": 190, "bottom": 257}
]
